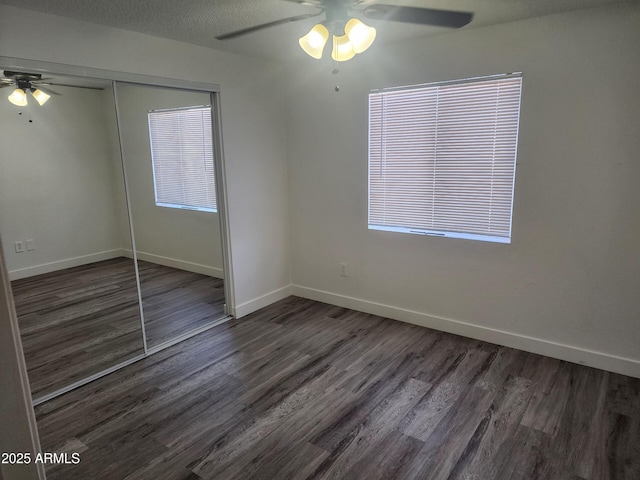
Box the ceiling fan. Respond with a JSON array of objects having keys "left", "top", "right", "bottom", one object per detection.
[
  {"left": 215, "top": 0, "right": 473, "bottom": 61},
  {"left": 1, "top": 71, "right": 61, "bottom": 106},
  {"left": 1, "top": 71, "right": 106, "bottom": 107}
]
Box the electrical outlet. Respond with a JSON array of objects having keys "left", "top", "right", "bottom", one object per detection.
[
  {"left": 15, "top": 241, "right": 25, "bottom": 253},
  {"left": 339, "top": 263, "right": 348, "bottom": 277},
  {"left": 26, "top": 239, "right": 35, "bottom": 251}
]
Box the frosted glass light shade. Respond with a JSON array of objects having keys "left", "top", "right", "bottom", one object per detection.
[
  {"left": 331, "top": 34, "right": 356, "bottom": 62},
  {"left": 299, "top": 24, "right": 329, "bottom": 59},
  {"left": 345, "top": 18, "right": 376, "bottom": 54},
  {"left": 8, "top": 88, "right": 27, "bottom": 106},
  {"left": 31, "top": 88, "right": 50, "bottom": 106}
]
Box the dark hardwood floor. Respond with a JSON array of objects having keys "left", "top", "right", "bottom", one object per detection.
[
  {"left": 12, "top": 257, "right": 225, "bottom": 398},
  {"left": 34, "top": 296, "right": 640, "bottom": 480}
]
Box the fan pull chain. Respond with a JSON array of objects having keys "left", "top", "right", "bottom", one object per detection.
[
  {"left": 17, "top": 110, "right": 34, "bottom": 124},
  {"left": 332, "top": 35, "right": 340, "bottom": 92}
]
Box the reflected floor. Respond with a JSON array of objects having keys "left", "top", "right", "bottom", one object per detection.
[
  {"left": 137, "top": 260, "right": 225, "bottom": 348},
  {"left": 12, "top": 257, "right": 225, "bottom": 399},
  {"left": 12, "top": 258, "right": 143, "bottom": 398}
]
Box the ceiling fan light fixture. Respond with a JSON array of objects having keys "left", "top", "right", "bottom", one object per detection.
[
  {"left": 31, "top": 88, "right": 50, "bottom": 106},
  {"left": 8, "top": 88, "right": 28, "bottom": 107},
  {"left": 299, "top": 23, "right": 329, "bottom": 59},
  {"left": 331, "top": 34, "right": 356, "bottom": 62},
  {"left": 344, "top": 18, "right": 376, "bottom": 54}
]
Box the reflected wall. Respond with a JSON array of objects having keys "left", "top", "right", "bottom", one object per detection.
[
  {"left": 0, "top": 69, "right": 228, "bottom": 402},
  {"left": 115, "top": 83, "right": 226, "bottom": 348},
  {"left": 0, "top": 77, "right": 144, "bottom": 398}
]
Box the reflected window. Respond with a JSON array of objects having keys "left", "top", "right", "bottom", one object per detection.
[{"left": 148, "top": 105, "right": 217, "bottom": 212}]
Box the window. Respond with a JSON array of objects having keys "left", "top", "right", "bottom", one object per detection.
[
  {"left": 368, "top": 74, "right": 522, "bottom": 243},
  {"left": 148, "top": 106, "right": 217, "bottom": 212}
]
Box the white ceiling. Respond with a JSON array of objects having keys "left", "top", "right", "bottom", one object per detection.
[{"left": 0, "top": 0, "right": 631, "bottom": 62}]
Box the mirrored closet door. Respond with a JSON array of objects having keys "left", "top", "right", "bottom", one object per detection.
[
  {"left": 114, "top": 82, "right": 226, "bottom": 349},
  {"left": 0, "top": 65, "right": 229, "bottom": 402},
  {"left": 0, "top": 73, "right": 144, "bottom": 399}
]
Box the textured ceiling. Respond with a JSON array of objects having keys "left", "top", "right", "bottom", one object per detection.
[{"left": 0, "top": 0, "right": 632, "bottom": 62}]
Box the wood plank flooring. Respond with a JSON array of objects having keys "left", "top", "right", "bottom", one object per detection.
[
  {"left": 11, "top": 258, "right": 225, "bottom": 398},
  {"left": 34, "top": 296, "right": 640, "bottom": 480}
]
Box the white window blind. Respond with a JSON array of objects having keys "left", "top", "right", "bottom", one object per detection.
[
  {"left": 368, "top": 74, "right": 522, "bottom": 243},
  {"left": 148, "top": 106, "right": 217, "bottom": 212}
]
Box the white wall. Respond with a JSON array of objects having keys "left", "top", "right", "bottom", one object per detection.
[
  {"left": 115, "top": 84, "right": 223, "bottom": 277},
  {"left": 0, "top": 83, "right": 128, "bottom": 279},
  {"left": 285, "top": 4, "right": 640, "bottom": 376},
  {"left": 0, "top": 4, "right": 291, "bottom": 313}
]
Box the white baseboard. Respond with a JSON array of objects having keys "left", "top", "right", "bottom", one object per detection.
[
  {"left": 135, "top": 251, "right": 224, "bottom": 279},
  {"left": 234, "top": 285, "right": 292, "bottom": 319},
  {"left": 291, "top": 285, "right": 640, "bottom": 379},
  {"left": 8, "top": 249, "right": 126, "bottom": 281}
]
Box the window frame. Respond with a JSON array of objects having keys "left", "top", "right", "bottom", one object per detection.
[{"left": 367, "top": 73, "right": 523, "bottom": 244}]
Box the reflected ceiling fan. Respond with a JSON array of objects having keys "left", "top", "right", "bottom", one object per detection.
[
  {"left": 1, "top": 71, "right": 60, "bottom": 106},
  {"left": 216, "top": 0, "right": 473, "bottom": 61},
  {"left": 1, "top": 71, "right": 105, "bottom": 107}
]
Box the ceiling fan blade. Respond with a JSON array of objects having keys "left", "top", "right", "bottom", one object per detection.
[
  {"left": 282, "top": 0, "right": 324, "bottom": 5},
  {"left": 2, "top": 71, "right": 42, "bottom": 81},
  {"left": 363, "top": 4, "right": 473, "bottom": 28},
  {"left": 31, "top": 85, "right": 61, "bottom": 95},
  {"left": 38, "top": 83, "right": 106, "bottom": 92},
  {"left": 216, "top": 11, "right": 323, "bottom": 40}
]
